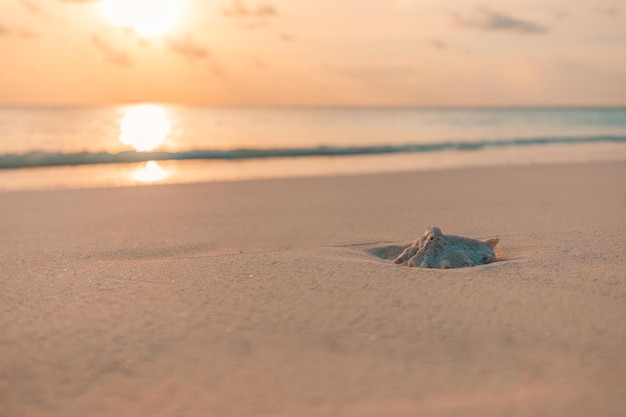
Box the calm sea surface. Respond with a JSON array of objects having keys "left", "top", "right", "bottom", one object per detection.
[{"left": 1, "top": 105, "right": 625, "bottom": 190}]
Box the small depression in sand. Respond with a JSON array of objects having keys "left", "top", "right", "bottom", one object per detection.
[{"left": 367, "top": 245, "right": 407, "bottom": 261}]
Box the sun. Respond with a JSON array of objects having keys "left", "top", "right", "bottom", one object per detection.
[
  {"left": 119, "top": 105, "right": 171, "bottom": 151},
  {"left": 100, "top": 0, "right": 186, "bottom": 37}
]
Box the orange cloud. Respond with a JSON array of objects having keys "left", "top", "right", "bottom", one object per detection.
[
  {"left": 0, "top": 22, "right": 37, "bottom": 39},
  {"left": 91, "top": 35, "right": 133, "bottom": 67},
  {"left": 167, "top": 36, "right": 210, "bottom": 61},
  {"left": 19, "top": 0, "right": 47, "bottom": 17},
  {"left": 222, "top": 0, "right": 277, "bottom": 18},
  {"left": 452, "top": 8, "right": 549, "bottom": 34}
]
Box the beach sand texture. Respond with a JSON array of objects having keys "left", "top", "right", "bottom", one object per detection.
[{"left": 1, "top": 162, "right": 625, "bottom": 417}]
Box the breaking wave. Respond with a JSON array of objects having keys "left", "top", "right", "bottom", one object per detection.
[{"left": 1, "top": 135, "right": 625, "bottom": 170}]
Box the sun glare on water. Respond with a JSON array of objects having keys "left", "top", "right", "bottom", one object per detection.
[
  {"left": 100, "top": 0, "right": 186, "bottom": 37},
  {"left": 133, "top": 161, "right": 168, "bottom": 182}
]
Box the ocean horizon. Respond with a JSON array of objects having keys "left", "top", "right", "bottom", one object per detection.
[{"left": 1, "top": 105, "right": 625, "bottom": 190}]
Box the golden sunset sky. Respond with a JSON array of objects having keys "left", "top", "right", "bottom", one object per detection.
[{"left": 1, "top": 0, "right": 625, "bottom": 106}]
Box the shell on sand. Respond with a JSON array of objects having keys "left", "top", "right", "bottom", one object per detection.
[{"left": 394, "top": 226, "right": 499, "bottom": 269}]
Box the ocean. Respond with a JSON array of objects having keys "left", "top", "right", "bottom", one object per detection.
[{"left": 1, "top": 105, "right": 625, "bottom": 190}]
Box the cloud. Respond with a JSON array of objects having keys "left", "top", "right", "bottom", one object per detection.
[
  {"left": 452, "top": 8, "right": 549, "bottom": 34},
  {"left": 19, "top": 0, "right": 46, "bottom": 17},
  {"left": 253, "top": 58, "right": 267, "bottom": 70},
  {"left": 0, "top": 22, "right": 37, "bottom": 39},
  {"left": 429, "top": 38, "right": 446, "bottom": 50},
  {"left": 222, "top": 0, "right": 277, "bottom": 18},
  {"left": 167, "top": 36, "right": 210, "bottom": 61},
  {"left": 279, "top": 33, "right": 294, "bottom": 42},
  {"left": 91, "top": 36, "right": 132, "bottom": 67}
]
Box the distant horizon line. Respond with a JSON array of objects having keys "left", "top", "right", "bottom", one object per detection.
[{"left": 1, "top": 102, "right": 625, "bottom": 110}]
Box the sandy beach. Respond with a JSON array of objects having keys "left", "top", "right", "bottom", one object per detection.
[{"left": 1, "top": 161, "right": 625, "bottom": 417}]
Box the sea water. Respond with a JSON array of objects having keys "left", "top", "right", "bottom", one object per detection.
[{"left": 0, "top": 105, "right": 625, "bottom": 190}]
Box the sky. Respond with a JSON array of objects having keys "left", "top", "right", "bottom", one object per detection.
[{"left": 0, "top": 0, "right": 625, "bottom": 106}]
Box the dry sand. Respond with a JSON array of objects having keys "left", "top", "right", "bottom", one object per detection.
[{"left": 1, "top": 162, "right": 625, "bottom": 417}]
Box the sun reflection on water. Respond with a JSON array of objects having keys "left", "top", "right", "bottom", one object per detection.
[
  {"left": 132, "top": 161, "right": 167, "bottom": 182},
  {"left": 119, "top": 104, "right": 171, "bottom": 151}
]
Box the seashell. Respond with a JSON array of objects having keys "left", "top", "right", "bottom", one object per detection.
[{"left": 394, "top": 226, "right": 499, "bottom": 269}]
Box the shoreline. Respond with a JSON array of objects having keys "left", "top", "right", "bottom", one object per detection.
[
  {"left": 1, "top": 143, "right": 626, "bottom": 192},
  {"left": 2, "top": 161, "right": 625, "bottom": 416}
]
